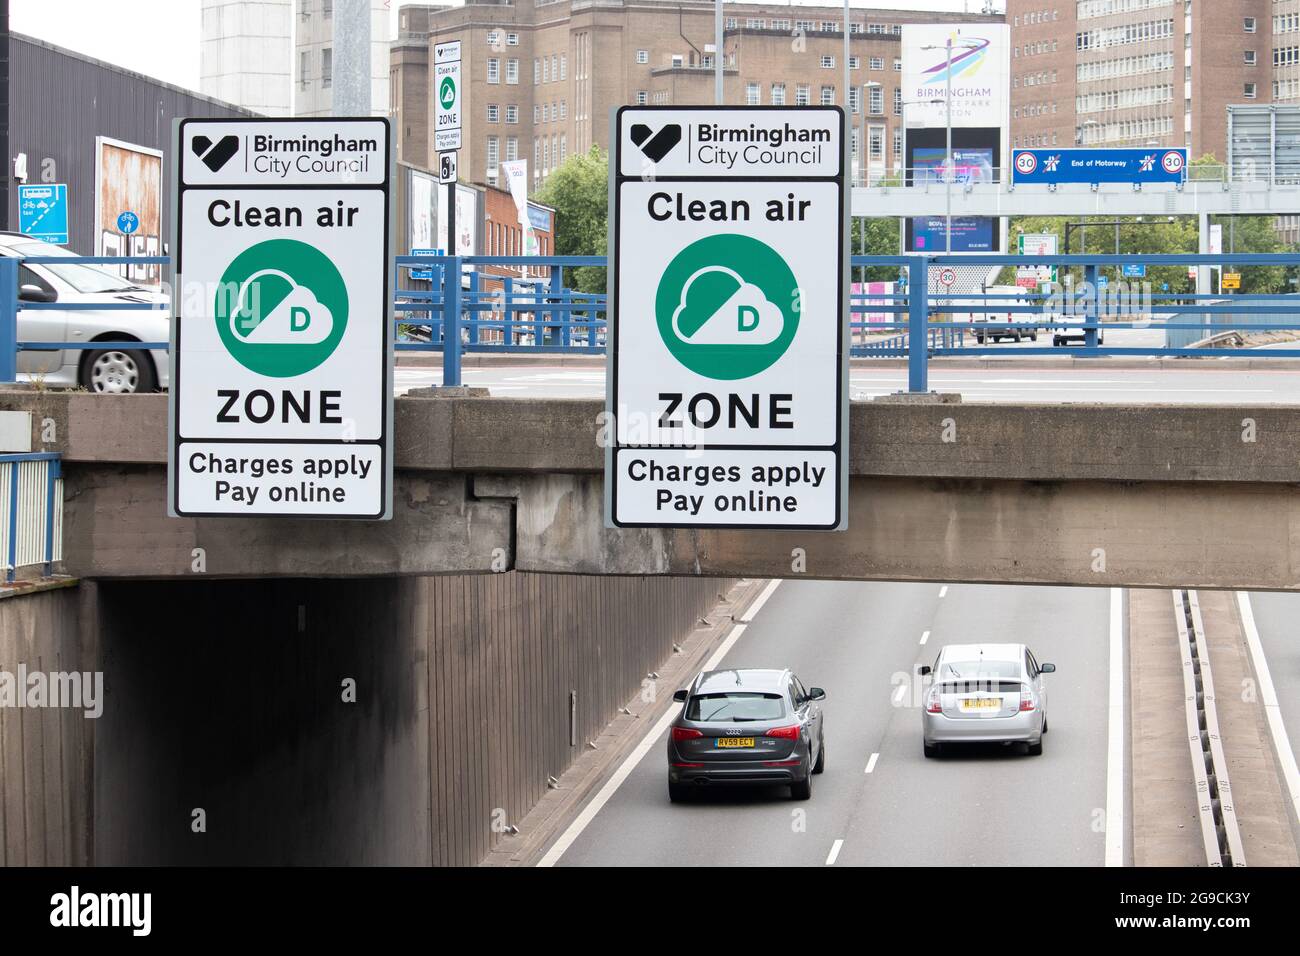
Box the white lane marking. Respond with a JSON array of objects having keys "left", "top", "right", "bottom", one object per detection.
[
  {"left": 919, "top": 630, "right": 930, "bottom": 645},
  {"left": 1237, "top": 593, "right": 1300, "bottom": 827},
  {"left": 536, "top": 581, "right": 782, "bottom": 867},
  {"left": 938, "top": 586, "right": 948, "bottom": 598},
  {"left": 825, "top": 839, "right": 844, "bottom": 865},
  {"left": 1105, "top": 587, "right": 1126, "bottom": 867},
  {"left": 737, "top": 578, "right": 783, "bottom": 623},
  {"left": 891, "top": 683, "right": 908, "bottom": 704},
  {"left": 864, "top": 753, "right": 880, "bottom": 774}
]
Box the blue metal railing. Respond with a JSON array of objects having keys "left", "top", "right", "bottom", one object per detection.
[
  {"left": 0, "top": 452, "right": 62, "bottom": 582},
  {"left": 8, "top": 251, "right": 1300, "bottom": 394}
]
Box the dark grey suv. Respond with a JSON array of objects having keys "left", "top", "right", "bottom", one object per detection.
[{"left": 667, "top": 668, "right": 826, "bottom": 802}]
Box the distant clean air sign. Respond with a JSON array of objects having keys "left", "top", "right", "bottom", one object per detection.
[
  {"left": 168, "top": 118, "right": 394, "bottom": 519},
  {"left": 607, "top": 106, "right": 848, "bottom": 530}
]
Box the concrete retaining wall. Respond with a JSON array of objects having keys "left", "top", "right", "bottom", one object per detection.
[
  {"left": 89, "top": 572, "right": 728, "bottom": 865},
  {"left": 0, "top": 582, "right": 92, "bottom": 866}
]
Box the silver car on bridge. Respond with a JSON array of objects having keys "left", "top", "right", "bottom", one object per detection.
[{"left": 918, "top": 643, "right": 1055, "bottom": 757}]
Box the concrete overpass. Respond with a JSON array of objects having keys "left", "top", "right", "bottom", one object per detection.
[{"left": 5, "top": 388, "right": 1300, "bottom": 591}]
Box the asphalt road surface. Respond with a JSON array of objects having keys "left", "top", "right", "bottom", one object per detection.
[
  {"left": 553, "top": 580, "right": 1116, "bottom": 867},
  {"left": 1243, "top": 593, "right": 1300, "bottom": 774}
]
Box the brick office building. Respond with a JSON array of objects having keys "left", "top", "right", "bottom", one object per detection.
[
  {"left": 390, "top": 1, "right": 1001, "bottom": 189},
  {"left": 1009, "top": 0, "right": 1300, "bottom": 162}
]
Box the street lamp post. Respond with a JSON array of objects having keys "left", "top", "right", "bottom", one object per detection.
[{"left": 714, "top": 0, "right": 723, "bottom": 104}]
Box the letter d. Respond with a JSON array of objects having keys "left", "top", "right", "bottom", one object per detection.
[
  {"left": 736, "top": 304, "right": 759, "bottom": 332},
  {"left": 290, "top": 306, "right": 311, "bottom": 332}
]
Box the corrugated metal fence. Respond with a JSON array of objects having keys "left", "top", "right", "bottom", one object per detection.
[{"left": 0, "top": 453, "right": 62, "bottom": 582}]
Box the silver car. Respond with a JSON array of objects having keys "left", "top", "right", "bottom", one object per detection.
[
  {"left": 668, "top": 668, "right": 826, "bottom": 801},
  {"left": 918, "top": 643, "right": 1055, "bottom": 757},
  {"left": 2, "top": 232, "right": 169, "bottom": 393}
]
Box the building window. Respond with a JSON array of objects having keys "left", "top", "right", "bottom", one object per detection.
[
  {"left": 771, "top": 82, "right": 786, "bottom": 105},
  {"left": 507, "top": 136, "right": 518, "bottom": 161},
  {"left": 848, "top": 86, "right": 860, "bottom": 113},
  {"left": 1245, "top": 82, "right": 1257, "bottom": 98},
  {"left": 487, "top": 104, "right": 499, "bottom": 123},
  {"left": 820, "top": 85, "right": 835, "bottom": 105},
  {"left": 507, "top": 58, "right": 519, "bottom": 84},
  {"left": 636, "top": 49, "right": 649, "bottom": 64},
  {"left": 820, "top": 55, "right": 835, "bottom": 69},
  {"left": 820, "top": 21, "right": 839, "bottom": 33},
  {"left": 507, "top": 32, "right": 519, "bottom": 46},
  {"left": 726, "top": 17, "right": 737, "bottom": 29},
  {"left": 636, "top": 90, "right": 648, "bottom": 104},
  {"left": 560, "top": 134, "right": 567, "bottom": 163},
  {"left": 488, "top": 58, "right": 500, "bottom": 84},
  {"left": 849, "top": 56, "right": 860, "bottom": 70},
  {"left": 533, "top": 105, "right": 540, "bottom": 122},
  {"left": 868, "top": 23, "right": 885, "bottom": 34},
  {"left": 893, "top": 58, "right": 902, "bottom": 72},
  {"left": 869, "top": 56, "right": 884, "bottom": 70},
  {"left": 893, "top": 127, "right": 902, "bottom": 158},
  {"left": 299, "top": 49, "right": 310, "bottom": 88},
  {"left": 534, "top": 58, "right": 541, "bottom": 83},
  {"left": 560, "top": 55, "right": 567, "bottom": 80},
  {"left": 506, "top": 105, "right": 518, "bottom": 124},
  {"left": 868, "top": 85, "right": 883, "bottom": 114},
  {"left": 869, "top": 126, "right": 883, "bottom": 160},
  {"left": 1245, "top": 17, "right": 1256, "bottom": 34},
  {"left": 1245, "top": 50, "right": 1256, "bottom": 65},
  {"left": 746, "top": 18, "right": 765, "bottom": 29},
  {"left": 542, "top": 58, "right": 549, "bottom": 83},
  {"left": 321, "top": 47, "right": 332, "bottom": 88},
  {"left": 551, "top": 54, "right": 558, "bottom": 81},
  {"left": 772, "top": 19, "right": 790, "bottom": 31},
  {"left": 559, "top": 101, "right": 566, "bottom": 119},
  {"left": 487, "top": 31, "right": 500, "bottom": 47},
  {"left": 893, "top": 87, "right": 902, "bottom": 115},
  {"left": 795, "top": 83, "right": 810, "bottom": 105},
  {"left": 487, "top": 136, "right": 499, "bottom": 172},
  {"left": 746, "top": 82, "right": 760, "bottom": 105},
  {"left": 542, "top": 103, "right": 549, "bottom": 123}
]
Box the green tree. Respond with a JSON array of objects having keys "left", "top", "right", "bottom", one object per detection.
[
  {"left": 534, "top": 145, "right": 609, "bottom": 293},
  {"left": 851, "top": 218, "right": 905, "bottom": 282}
]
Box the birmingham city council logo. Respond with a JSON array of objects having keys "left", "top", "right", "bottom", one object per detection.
[
  {"left": 655, "top": 233, "right": 799, "bottom": 380},
  {"left": 215, "top": 239, "right": 348, "bottom": 377}
]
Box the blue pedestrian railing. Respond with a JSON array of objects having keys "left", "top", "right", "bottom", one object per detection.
[
  {"left": 0, "top": 452, "right": 62, "bottom": 582},
  {"left": 8, "top": 251, "right": 1300, "bottom": 395}
]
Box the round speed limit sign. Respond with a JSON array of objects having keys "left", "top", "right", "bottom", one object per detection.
[{"left": 939, "top": 267, "right": 957, "bottom": 287}]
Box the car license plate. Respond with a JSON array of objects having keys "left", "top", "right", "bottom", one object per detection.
[
  {"left": 961, "top": 698, "right": 999, "bottom": 711},
  {"left": 715, "top": 737, "right": 755, "bottom": 748}
]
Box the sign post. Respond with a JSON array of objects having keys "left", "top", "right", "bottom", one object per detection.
[
  {"left": 607, "top": 106, "right": 848, "bottom": 530},
  {"left": 434, "top": 40, "right": 462, "bottom": 264},
  {"left": 169, "top": 117, "right": 393, "bottom": 519}
]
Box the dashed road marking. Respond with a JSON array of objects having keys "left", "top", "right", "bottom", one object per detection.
[
  {"left": 864, "top": 753, "right": 879, "bottom": 774},
  {"left": 825, "top": 839, "right": 844, "bottom": 865}
]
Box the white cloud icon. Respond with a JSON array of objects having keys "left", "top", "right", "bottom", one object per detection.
[
  {"left": 232, "top": 269, "right": 335, "bottom": 345},
  {"left": 671, "top": 266, "right": 785, "bottom": 346}
]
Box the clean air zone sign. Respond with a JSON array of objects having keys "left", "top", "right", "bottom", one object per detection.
[
  {"left": 607, "top": 106, "right": 848, "bottom": 530},
  {"left": 169, "top": 118, "right": 393, "bottom": 519},
  {"left": 434, "top": 41, "right": 462, "bottom": 152}
]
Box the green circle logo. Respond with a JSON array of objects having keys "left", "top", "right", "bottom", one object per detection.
[
  {"left": 654, "top": 234, "right": 799, "bottom": 380},
  {"left": 439, "top": 76, "right": 457, "bottom": 109},
  {"left": 215, "top": 239, "right": 348, "bottom": 377}
]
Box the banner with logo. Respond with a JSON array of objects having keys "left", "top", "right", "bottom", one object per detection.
[
  {"left": 901, "top": 24, "right": 1009, "bottom": 130},
  {"left": 499, "top": 159, "right": 539, "bottom": 256}
]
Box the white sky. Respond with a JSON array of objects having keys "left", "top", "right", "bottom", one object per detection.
[{"left": 12, "top": 0, "right": 1000, "bottom": 93}]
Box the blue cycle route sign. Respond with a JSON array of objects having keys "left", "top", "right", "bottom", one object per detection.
[
  {"left": 117, "top": 210, "right": 140, "bottom": 235},
  {"left": 18, "top": 184, "right": 69, "bottom": 244}
]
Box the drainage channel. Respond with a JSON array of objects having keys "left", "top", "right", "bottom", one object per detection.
[{"left": 1172, "top": 589, "right": 1247, "bottom": 867}]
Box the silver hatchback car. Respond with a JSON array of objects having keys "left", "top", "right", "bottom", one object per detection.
[
  {"left": 668, "top": 668, "right": 826, "bottom": 802},
  {"left": 918, "top": 643, "right": 1055, "bottom": 757},
  {"left": 2, "top": 232, "right": 169, "bottom": 392}
]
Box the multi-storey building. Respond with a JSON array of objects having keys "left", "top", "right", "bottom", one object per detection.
[
  {"left": 295, "top": 0, "right": 392, "bottom": 117},
  {"left": 1009, "top": 0, "right": 1281, "bottom": 160},
  {"left": 391, "top": 1, "right": 1002, "bottom": 189},
  {"left": 200, "top": 0, "right": 294, "bottom": 115}
]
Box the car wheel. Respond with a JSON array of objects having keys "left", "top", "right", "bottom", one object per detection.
[
  {"left": 812, "top": 735, "right": 825, "bottom": 774},
  {"left": 668, "top": 782, "right": 691, "bottom": 803},
  {"left": 923, "top": 741, "right": 940, "bottom": 758},
  {"left": 790, "top": 776, "right": 812, "bottom": 800},
  {"left": 1053, "top": 336, "right": 1063, "bottom": 347},
  {"left": 1026, "top": 739, "right": 1044, "bottom": 756},
  {"left": 1030, "top": 331, "right": 1038, "bottom": 342},
  {"left": 81, "top": 347, "right": 156, "bottom": 394},
  {"left": 975, "top": 334, "right": 984, "bottom": 344},
  {"left": 1042, "top": 716, "right": 1049, "bottom": 734},
  {"left": 1014, "top": 332, "right": 1022, "bottom": 343}
]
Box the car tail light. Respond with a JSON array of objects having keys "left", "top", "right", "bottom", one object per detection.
[
  {"left": 926, "top": 688, "right": 942, "bottom": 713},
  {"left": 671, "top": 727, "right": 703, "bottom": 742},
  {"left": 1019, "top": 690, "right": 1037, "bottom": 712},
  {"left": 671, "top": 762, "right": 703, "bottom": 768},
  {"left": 766, "top": 725, "right": 800, "bottom": 740},
  {"left": 764, "top": 759, "right": 802, "bottom": 767}
]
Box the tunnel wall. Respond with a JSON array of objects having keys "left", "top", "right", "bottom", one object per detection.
[
  {"left": 91, "top": 572, "right": 729, "bottom": 865},
  {"left": 0, "top": 583, "right": 92, "bottom": 866}
]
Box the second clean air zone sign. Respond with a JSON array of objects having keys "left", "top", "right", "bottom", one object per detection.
[{"left": 607, "top": 106, "right": 848, "bottom": 530}]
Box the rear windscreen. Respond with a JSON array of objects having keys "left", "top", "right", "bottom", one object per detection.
[
  {"left": 938, "top": 660, "right": 1020, "bottom": 680},
  {"left": 686, "top": 692, "right": 785, "bottom": 721},
  {"left": 938, "top": 681, "right": 1024, "bottom": 694}
]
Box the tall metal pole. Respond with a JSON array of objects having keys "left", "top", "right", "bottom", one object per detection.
[
  {"left": 714, "top": 0, "right": 723, "bottom": 104},
  {"left": 945, "top": 37, "right": 953, "bottom": 254},
  {"left": 843, "top": 0, "right": 850, "bottom": 116},
  {"left": 333, "top": 0, "right": 371, "bottom": 116}
]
